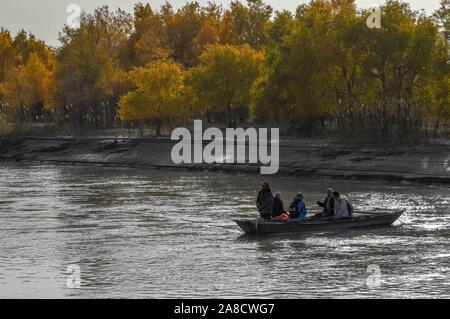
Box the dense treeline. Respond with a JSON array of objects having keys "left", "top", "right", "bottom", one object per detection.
[{"left": 0, "top": 0, "right": 449, "bottom": 140}]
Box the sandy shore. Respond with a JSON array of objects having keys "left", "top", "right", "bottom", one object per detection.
[{"left": 1, "top": 136, "right": 449, "bottom": 184}]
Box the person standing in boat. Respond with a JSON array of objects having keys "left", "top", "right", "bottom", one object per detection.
[
  {"left": 333, "top": 191, "right": 352, "bottom": 218},
  {"left": 289, "top": 193, "right": 307, "bottom": 220},
  {"left": 315, "top": 188, "right": 335, "bottom": 217},
  {"left": 256, "top": 181, "right": 274, "bottom": 220}
]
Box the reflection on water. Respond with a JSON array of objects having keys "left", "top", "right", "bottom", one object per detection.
[{"left": 0, "top": 163, "right": 449, "bottom": 298}]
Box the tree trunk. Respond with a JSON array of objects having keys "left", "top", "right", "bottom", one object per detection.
[
  {"left": 227, "top": 103, "right": 232, "bottom": 126},
  {"left": 154, "top": 118, "right": 162, "bottom": 137}
]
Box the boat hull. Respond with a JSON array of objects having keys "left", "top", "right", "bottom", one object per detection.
[{"left": 235, "top": 210, "right": 405, "bottom": 235}]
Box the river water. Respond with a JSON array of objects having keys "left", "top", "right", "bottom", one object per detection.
[{"left": 0, "top": 163, "right": 449, "bottom": 298}]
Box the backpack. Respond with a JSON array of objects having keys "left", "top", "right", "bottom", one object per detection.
[{"left": 288, "top": 200, "right": 300, "bottom": 218}]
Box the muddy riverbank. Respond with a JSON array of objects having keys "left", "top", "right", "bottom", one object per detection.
[{"left": 1, "top": 136, "right": 449, "bottom": 184}]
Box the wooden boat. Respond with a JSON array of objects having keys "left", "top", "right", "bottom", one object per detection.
[{"left": 235, "top": 210, "right": 405, "bottom": 235}]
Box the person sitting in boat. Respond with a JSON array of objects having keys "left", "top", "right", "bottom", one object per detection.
[
  {"left": 256, "top": 181, "right": 274, "bottom": 220},
  {"left": 315, "top": 188, "right": 335, "bottom": 217},
  {"left": 333, "top": 191, "right": 353, "bottom": 218},
  {"left": 343, "top": 195, "right": 353, "bottom": 216},
  {"left": 289, "top": 193, "right": 307, "bottom": 220},
  {"left": 272, "top": 192, "right": 289, "bottom": 220}
]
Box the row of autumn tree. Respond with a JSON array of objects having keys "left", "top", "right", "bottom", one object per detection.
[{"left": 0, "top": 0, "right": 449, "bottom": 138}]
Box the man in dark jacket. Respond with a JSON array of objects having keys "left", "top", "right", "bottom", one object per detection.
[
  {"left": 316, "top": 188, "right": 335, "bottom": 217},
  {"left": 256, "top": 181, "right": 273, "bottom": 220}
]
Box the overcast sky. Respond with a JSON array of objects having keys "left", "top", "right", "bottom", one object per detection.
[{"left": 0, "top": 0, "right": 442, "bottom": 46}]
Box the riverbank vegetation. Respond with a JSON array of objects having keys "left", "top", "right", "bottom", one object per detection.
[{"left": 0, "top": 0, "right": 449, "bottom": 142}]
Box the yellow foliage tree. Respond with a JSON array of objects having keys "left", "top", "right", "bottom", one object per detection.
[
  {"left": 0, "top": 52, "right": 55, "bottom": 120},
  {"left": 0, "top": 29, "right": 17, "bottom": 81},
  {"left": 118, "top": 60, "right": 185, "bottom": 135}
]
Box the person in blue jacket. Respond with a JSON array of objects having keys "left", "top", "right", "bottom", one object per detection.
[{"left": 289, "top": 193, "right": 307, "bottom": 220}]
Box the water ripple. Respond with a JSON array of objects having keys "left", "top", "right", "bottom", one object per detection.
[{"left": 0, "top": 163, "right": 449, "bottom": 298}]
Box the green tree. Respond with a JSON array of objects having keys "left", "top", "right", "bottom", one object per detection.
[
  {"left": 253, "top": 0, "right": 338, "bottom": 131},
  {"left": 251, "top": 10, "right": 294, "bottom": 124},
  {"left": 164, "top": 2, "right": 203, "bottom": 67},
  {"left": 187, "top": 44, "right": 264, "bottom": 125},
  {"left": 119, "top": 3, "right": 171, "bottom": 69},
  {"left": 434, "top": 0, "right": 450, "bottom": 41},
  {"left": 55, "top": 7, "right": 132, "bottom": 128},
  {"left": 226, "top": 0, "right": 273, "bottom": 49},
  {"left": 417, "top": 36, "right": 450, "bottom": 134}
]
